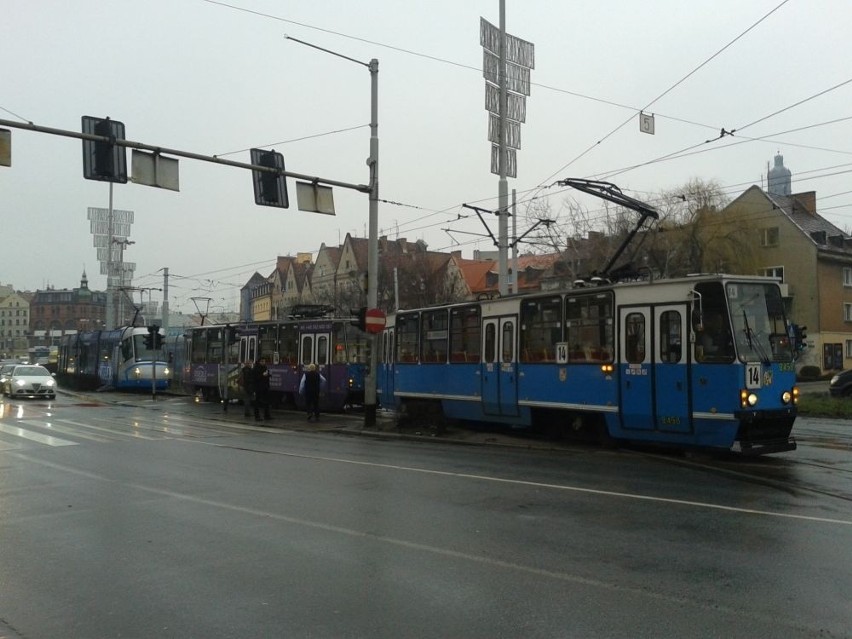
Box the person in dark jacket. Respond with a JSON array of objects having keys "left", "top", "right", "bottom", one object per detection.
[
  {"left": 299, "top": 363, "right": 326, "bottom": 421},
  {"left": 253, "top": 357, "right": 272, "bottom": 421},
  {"left": 240, "top": 360, "right": 254, "bottom": 417}
]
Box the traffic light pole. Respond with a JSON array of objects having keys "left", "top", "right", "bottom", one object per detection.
[{"left": 284, "top": 37, "right": 379, "bottom": 429}]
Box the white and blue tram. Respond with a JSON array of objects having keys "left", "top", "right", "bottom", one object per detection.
[
  {"left": 377, "top": 274, "right": 798, "bottom": 455},
  {"left": 57, "top": 326, "right": 171, "bottom": 391}
]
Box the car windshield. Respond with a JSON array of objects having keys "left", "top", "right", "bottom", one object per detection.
[{"left": 14, "top": 365, "right": 50, "bottom": 376}]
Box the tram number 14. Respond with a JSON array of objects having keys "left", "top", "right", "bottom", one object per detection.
[
  {"left": 745, "top": 363, "right": 762, "bottom": 390},
  {"left": 556, "top": 342, "right": 569, "bottom": 364}
]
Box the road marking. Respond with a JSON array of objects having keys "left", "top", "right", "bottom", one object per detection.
[
  {"left": 193, "top": 441, "right": 852, "bottom": 527},
  {"left": 0, "top": 422, "right": 77, "bottom": 447},
  {"left": 5, "top": 451, "right": 830, "bottom": 632}
]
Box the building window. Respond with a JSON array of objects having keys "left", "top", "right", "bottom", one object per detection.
[
  {"left": 844, "top": 267, "right": 852, "bottom": 287},
  {"left": 761, "top": 266, "right": 784, "bottom": 281},
  {"left": 846, "top": 340, "right": 852, "bottom": 359},
  {"left": 845, "top": 303, "right": 852, "bottom": 322},
  {"left": 760, "top": 227, "right": 779, "bottom": 247}
]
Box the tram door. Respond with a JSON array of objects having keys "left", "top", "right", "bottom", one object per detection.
[
  {"left": 379, "top": 327, "right": 395, "bottom": 404},
  {"left": 239, "top": 335, "right": 257, "bottom": 364},
  {"left": 653, "top": 305, "right": 690, "bottom": 433},
  {"left": 619, "top": 307, "right": 654, "bottom": 430},
  {"left": 300, "top": 332, "right": 330, "bottom": 368},
  {"left": 481, "top": 316, "right": 519, "bottom": 416}
]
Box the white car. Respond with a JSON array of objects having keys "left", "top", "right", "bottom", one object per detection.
[{"left": 3, "top": 364, "right": 57, "bottom": 400}]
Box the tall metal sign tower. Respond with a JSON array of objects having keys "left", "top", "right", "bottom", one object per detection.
[{"left": 481, "top": 2, "right": 534, "bottom": 294}]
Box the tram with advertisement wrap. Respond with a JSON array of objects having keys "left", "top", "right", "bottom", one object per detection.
[
  {"left": 179, "top": 311, "right": 369, "bottom": 412},
  {"left": 57, "top": 326, "right": 171, "bottom": 391},
  {"left": 377, "top": 273, "right": 799, "bottom": 455}
]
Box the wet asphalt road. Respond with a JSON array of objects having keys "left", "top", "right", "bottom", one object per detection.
[{"left": 0, "top": 392, "right": 850, "bottom": 638}]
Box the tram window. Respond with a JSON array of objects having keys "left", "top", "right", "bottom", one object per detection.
[
  {"left": 484, "top": 322, "right": 497, "bottom": 363},
  {"left": 279, "top": 324, "right": 298, "bottom": 364},
  {"left": 258, "top": 324, "right": 277, "bottom": 361},
  {"left": 520, "top": 297, "right": 561, "bottom": 362},
  {"left": 449, "top": 306, "right": 481, "bottom": 363},
  {"left": 396, "top": 313, "right": 419, "bottom": 363},
  {"left": 301, "top": 335, "right": 313, "bottom": 365},
  {"left": 659, "top": 310, "right": 682, "bottom": 363},
  {"left": 191, "top": 330, "right": 207, "bottom": 364},
  {"left": 208, "top": 328, "right": 223, "bottom": 363},
  {"left": 625, "top": 313, "right": 646, "bottom": 364},
  {"left": 421, "top": 309, "right": 448, "bottom": 363},
  {"left": 501, "top": 321, "right": 514, "bottom": 363},
  {"left": 341, "top": 323, "right": 368, "bottom": 363},
  {"left": 317, "top": 335, "right": 329, "bottom": 366},
  {"left": 566, "top": 293, "right": 614, "bottom": 363}
]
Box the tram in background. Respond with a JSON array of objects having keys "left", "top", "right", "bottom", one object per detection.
[
  {"left": 57, "top": 326, "right": 171, "bottom": 391},
  {"left": 174, "top": 308, "right": 369, "bottom": 412}
]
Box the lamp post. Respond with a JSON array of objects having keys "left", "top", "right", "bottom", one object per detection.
[{"left": 286, "top": 36, "right": 380, "bottom": 428}]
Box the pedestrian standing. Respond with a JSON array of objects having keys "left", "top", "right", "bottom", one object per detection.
[
  {"left": 253, "top": 357, "right": 272, "bottom": 421},
  {"left": 299, "top": 363, "right": 326, "bottom": 421},
  {"left": 240, "top": 360, "right": 254, "bottom": 417}
]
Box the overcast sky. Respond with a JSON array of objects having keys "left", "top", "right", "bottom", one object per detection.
[{"left": 3, "top": 0, "right": 851, "bottom": 315}]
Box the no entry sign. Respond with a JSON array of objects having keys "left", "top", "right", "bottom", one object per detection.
[{"left": 364, "top": 308, "right": 386, "bottom": 334}]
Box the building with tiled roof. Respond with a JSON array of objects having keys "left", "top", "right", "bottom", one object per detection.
[{"left": 720, "top": 184, "right": 852, "bottom": 373}]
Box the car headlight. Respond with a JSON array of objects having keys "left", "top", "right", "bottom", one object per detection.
[
  {"left": 830, "top": 374, "right": 840, "bottom": 385},
  {"left": 45, "top": 379, "right": 55, "bottom": 387},
  {"left": 15, "top": 379, "right": 25, "bottom": 387}
]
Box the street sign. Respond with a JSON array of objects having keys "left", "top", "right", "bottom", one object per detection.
[
  {"left": 0, "top": 128, "right": 10, "bottom": 167},
  {"left": 131, "top": 150, "right": 180, "bottom": 191},
  {"left": 364, "top": 308, "right": 386, "bottom": 334},
  {"left": 88, "top": 207, "right": 134, "bottom": 223}
]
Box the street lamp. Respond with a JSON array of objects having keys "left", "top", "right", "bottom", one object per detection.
[{"left": 286, "top": 36, "right": 380, "bottom": 428}]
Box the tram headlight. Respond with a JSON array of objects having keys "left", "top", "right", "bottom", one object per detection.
[
  {"left": 600, "top": 364, "right": 614, "bottom": 374},
  {"left": 781, "top": 390, "right": 792, "bottom": 404},
  {"left": 740, "top": 390, "right": 759, "bottom": 408},
  {"left": 792, "top": 386, "right": 800, "bottom": 405},
  {"left": 133, "top": 367, "right": 141, "bottom": 378},
  {"left": 163, "top": 367, "right": 170, "bottom": 377}
]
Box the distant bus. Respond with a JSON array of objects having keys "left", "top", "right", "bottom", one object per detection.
[{"left": 27, "top": 346, "right": 51, "bottom": 366}]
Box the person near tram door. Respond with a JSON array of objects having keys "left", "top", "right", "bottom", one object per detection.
[
  {"left": 253, "top": 357, "right": 272, "bottom": 421},
  {"left": 299, "top": 363, "right": 326, "bottom": 422}
]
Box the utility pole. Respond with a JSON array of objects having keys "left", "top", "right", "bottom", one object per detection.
[{"left": 285, "top": 36, "right": 380, "bottom": 429}]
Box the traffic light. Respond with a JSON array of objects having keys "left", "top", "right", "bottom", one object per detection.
[
  {"left": 82, "top": 116, "right": 128, "bottom": 183},
  {"left": 791, "top": 324, "right": 808, "bottom": 352},
  {"left": 350, "top": 307, "right": 367, "bottom": 332},
  {"left": 250, "top": 148, "right": 289, "bottom": 208},
  {"left": 153, "top": 333, "right": 164, "bottom": 350},
  {"left": 144, "top": 325, "right": 159, "bottom": 350}
]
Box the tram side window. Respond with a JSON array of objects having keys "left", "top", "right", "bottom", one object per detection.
[
  {"left": 566, "top": 293, "right": 614, "bottom": 363},
  {"left": 502, "top": 321, "right": 515, "bottom": 363},
  {"left": 449, "top": 305, "right": 481, "bottom": 363},
  {"left": 258, "top": 324, "right": 277, "bottom": 361},
  {"left": 191, "top": 330, "right": 207, "bottom": 364},
  {"left": 301, "top": 335, "right": 314, "bottom": 365},
  {"left": 625, "top": 313, "right": 646, "bottom": 364},
  {"left": 484, "top": 322, "right": 497, "bottom": 363},
  {"left": 520, "top": 296, "right": 561, "bottom": 363},
  {"left": 420, "top": 309, "right": 448, "bottom": 363},
  {"left": 317, "top": 334, "right": 329, "bottom": 366},
  {"left": 207, "top": 328, "right": 223, "bottom": 364},
  {"left": 279, "top": 324, "right": 298, "bottom": 365},
  {"left": 659, "top": 310, "right": 682, "bottom": 363},
  {"left": 396, "top": 313, "right": 419, "bottom": 363},
  {"left": 340, "top": 323, "right": 368, "bottom": 363}
]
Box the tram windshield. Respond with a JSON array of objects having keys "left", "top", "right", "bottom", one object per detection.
[
  {"left": 131, "top": 334, "right": 160, "bottom": 362},
  {"left": 726, "top": 282, "right": 792, "bottom": 363}
]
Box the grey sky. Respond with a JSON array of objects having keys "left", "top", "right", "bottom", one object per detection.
[{"left": 3, "top": 0, "right": 851, "bottom": 315}]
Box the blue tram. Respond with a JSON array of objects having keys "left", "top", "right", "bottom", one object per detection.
[
  {"left": 57, "top": 326, "right": 171, "bottom": 391},
  {"left": 179, "top": 316, "right": 369, "bottom": 411},
  {"left": 377, "top": 274, "right": 798, "bottom": 455}
]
